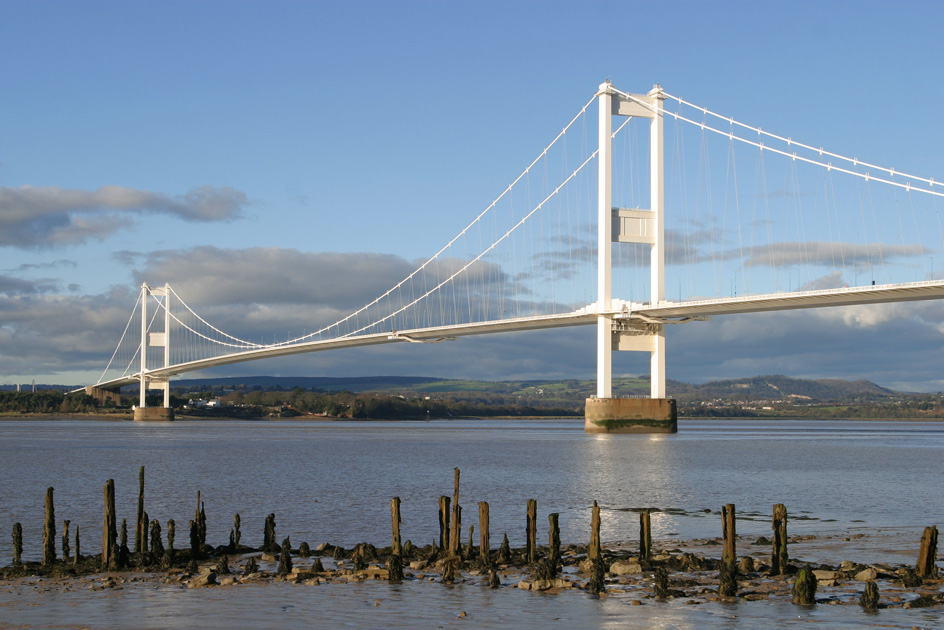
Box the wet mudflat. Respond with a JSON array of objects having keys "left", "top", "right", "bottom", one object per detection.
[{"left": 0, "top": 418, "right": 941, "bottom": 629}]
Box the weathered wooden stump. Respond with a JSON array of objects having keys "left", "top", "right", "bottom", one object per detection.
[
  {"left": 62, "top": 519, "right": 71, "bottom": 561},
  {"left": 771, "top": 503, "right": 788, "bottom": 575},
  {"left": 312, "top": 556, "right": 325, "bottom": 573},
  {"left": 718, "top": 560, "right": 738, "bottom": 597},
  {"left": 449, "top": 468, "right": 461, "bottom": 555},
  {"left": 587, "top": 557, "right": 605, "bottom": 595},
  {"left": 12, "top": 522, "right": 22, "bottom": 566},
  {"left": 487, "top": 568, "right": 501, "bottom": 589},
  {"left": 135, "top": 466, "right": 145, "bottom": 555},
  {"left": 188, "top": 519, "right": 200, "bottom": 559},
  {"left": 792, "top": 568, "right": 817, "bottom": 605},
  {"left": 73, "top": 526, "right": 80, "bottom": 567},
  {"left": 263, "top": 513, "right": 277, "bottom": 553},
  {"left": 438, "top": 496, "right": 450, "bottom": 551},
  {"left": 390, "top": 497, "right": 402, "bottom": 555},
  {"left": 102, "top": 479, "right": 118, "bottom": 570},
  {"left": 298, "top": 542, "right": 311, "bottom": 557},
  {"left": 387, "top": 553, "right": 404, "bottom": 581},
  {"left": 721, "top": 503, "right": 736, "bottom": 567},
  {"left": 589, "top": 500, "right": 601, "bottom": 560},
  {"left": 526, "top": 498, "right": 537, "bottom": 564},
  {"left": 441, "top": 556, "right": 457, "bottom": 584},
  {"left": 653, "top": 567, "right": 670, "bottom": 598},
  {"left": 466, "top": 525, "right": 475, "bottom": 559},
  {"left": 498, "top": 533, "right": 511, "bottom": 564},
  {"left": 548, "top": 512, "right": 561, "bottom": 569},
  {"left": 42, "top": 487, "right": 56, "bottom": 567},
  {"left": 860, "top": 580, "right": 880, "bottom": 609},
  {"left": 120, "top": 518, "right": 128, "bottom": 552},
  {"left": 233, "top": 514, "right": 241, "bottom": 548},
  {"left": 277, "top": 537, "right": 293, "bottom": 576},
  {"left": 916, "top": 525, "right": 939, "bottom": 578},
  {"left": 197, "top": 502, "right": 207, "bottom": 549},
  {"left": 215, "top": 554, "right": 231, "bottom": 575},
  {"left": 478, "top": 501, "right": 490, "bottom": 567},
  {"left": 167, "top": 519, "right": 176, "bottom": 551},
  {"left": 150, "top": 520, "right": 164, "bottom": 557},
  {"left": 639, "top": 510, "right": 651, "bottom": 562},
  {"left": 244, "top": 556, "right": 259, "bottom": 575}
]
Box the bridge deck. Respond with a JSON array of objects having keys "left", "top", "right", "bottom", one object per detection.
[{"left": 87, "top": 279, "right": 944, "bottom": 392}]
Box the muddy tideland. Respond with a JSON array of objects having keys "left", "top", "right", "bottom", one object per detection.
[{"left": 1, "top": 470, "right": 941, "bottom": 629}]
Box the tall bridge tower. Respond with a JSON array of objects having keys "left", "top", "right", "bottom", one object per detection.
[{"left": 585, "top": 81, "right": 677, "bottom": 433}]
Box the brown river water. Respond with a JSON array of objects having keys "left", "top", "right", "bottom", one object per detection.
[{"left": 0, "top": 418, "right": 941, "bottom": 629}]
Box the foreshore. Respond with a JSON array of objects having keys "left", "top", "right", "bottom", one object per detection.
[{"left": 2, "top": 529, "right": 941, "bottom": 611}]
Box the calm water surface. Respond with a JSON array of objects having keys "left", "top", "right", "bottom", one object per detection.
[{"left": 0, "top": 418, "right": 941, "bottom": 629}]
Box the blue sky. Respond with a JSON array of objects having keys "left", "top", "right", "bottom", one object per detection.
[{"left": 2, "top": 0, "right": 944, "bottom": 391}]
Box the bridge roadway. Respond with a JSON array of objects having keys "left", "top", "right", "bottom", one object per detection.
[{"left": 88, "top": 279, "right": 944, "bottom": 392}]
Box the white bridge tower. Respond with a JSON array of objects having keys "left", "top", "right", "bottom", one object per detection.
[{"left": 585, "top": 81, "right": 677, "bottom": 433}]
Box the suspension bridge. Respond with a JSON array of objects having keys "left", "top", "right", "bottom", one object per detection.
[{"left": 83, "top": 81, "right": 944, "bottom": 431}]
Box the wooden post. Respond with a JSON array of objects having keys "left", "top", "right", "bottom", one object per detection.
[
  {"left": 772, "top": 503, "right": 788, "bottom": 575},
  {"left": 449, "top": 468, "right": 460, "bottom": 555},
  {"left": 42, "top": 487, "right": 56, "bottom": 566},
  {"left": 466, "top": 525, "right": 474, "bottom": 558},
  {"left": 589, "top": 500, "right": 601, "bottom": 560},
  {"left": 135, "top": 466, "right": 145, "bottom": 554},
  {"left": 640, "top": 510, "right": 651, "bottom": 561},
  {"left": 721, "top": 503, "right": 736, "bottom": 567},
  {"left": 233, "top": 514, "right": 241, "bottom": 549},
  {"left": 526, "top": 498, "right": 537, "bottom": 564},
  {"left": 860, "top": 580, "right": 880, "bottom": 609},
  {"left": 390, "top": 497, "right": 402, "bottom": 555},
  {"left": 548, "top": 512, "right": 560, "bottom": 566},
  {"left": 167, "top": 519, "right": 175, "bottom": 551},
  {"left": 438, "top": 496, "right": 450, "bottom": 550},
  {"left": 12, "top": 522, "right": 22, "bottom": 566},
  {"left": 102, "top": 479, "right": 117, "bottom": 570},
  {"left": 73, "top": 526, "right": 80, "bottom": 567},
  {"left": 62, "top": 519, "right": 71, "bottom": 561},
  {"left": 263, "top": 513, "right": 277, "bottom": 552},
  {"left": 916, "top": 525, "right": 939, "bottom": 578},
  {"left": 792, "top": 568, "right": 817, "bottom": 605},
  {"left": 478, "top": 501, "right": 490, "bottom": 566}
]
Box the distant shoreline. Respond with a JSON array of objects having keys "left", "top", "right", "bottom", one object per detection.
[{"left": 0, "top": 413, "right": 942, "bottom": 423}]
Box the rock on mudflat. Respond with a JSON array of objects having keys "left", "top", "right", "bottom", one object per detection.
[
  {"left": 609, "top": 560, "right": 643, "bottom": 576},
  {"left": 517, "top": 578, "right": 572, "bottom": 591},
  {"left": 854, "top": 567, "right": 878, "bottom": 582}
]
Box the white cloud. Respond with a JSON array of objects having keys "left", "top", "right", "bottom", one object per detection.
[{"left": 0, "top": 185, "right": 247, "bottom": 248}]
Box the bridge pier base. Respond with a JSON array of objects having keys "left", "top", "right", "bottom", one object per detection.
[
  {"left": 584, "top": 398, "right": 677, "bottom": 434},
  {"left": 133, "top": 407, "right": 174, "bottom": 422}
]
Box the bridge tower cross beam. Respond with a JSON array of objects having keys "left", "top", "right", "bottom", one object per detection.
[{"left": 586, "top": 81, "right": 676, "bottom": 433}]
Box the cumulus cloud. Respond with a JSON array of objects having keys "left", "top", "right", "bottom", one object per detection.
[{"left": 0, "top": 185, "right": 247, "bottom": 248}]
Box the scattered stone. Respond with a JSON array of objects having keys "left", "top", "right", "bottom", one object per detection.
[
  {"left": 609, "top": 560, "right": 643, "bottom": 576},
  {"left": 189, "top": 571, "right": 217, "bottom": 587},
  {"left": 738, "top": 556, "right": 755, "bottom": 574},
  {"left": 854, "top": 567, "right": 878, "bottom": 582},
  {"left": 813, "top": 570, "right": 841, "bottom": 581}
]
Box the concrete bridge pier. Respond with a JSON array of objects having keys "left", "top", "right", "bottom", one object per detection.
[
  {"left": 584, "top": 397, "right": 677, "bottom": 433},
  {"left": 134, "top": 406, "right": 174, "bottom": 421}
]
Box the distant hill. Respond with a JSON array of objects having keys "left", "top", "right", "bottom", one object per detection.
[{"left": 169, "top": 373, "right": 901, "bottom": 406}]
